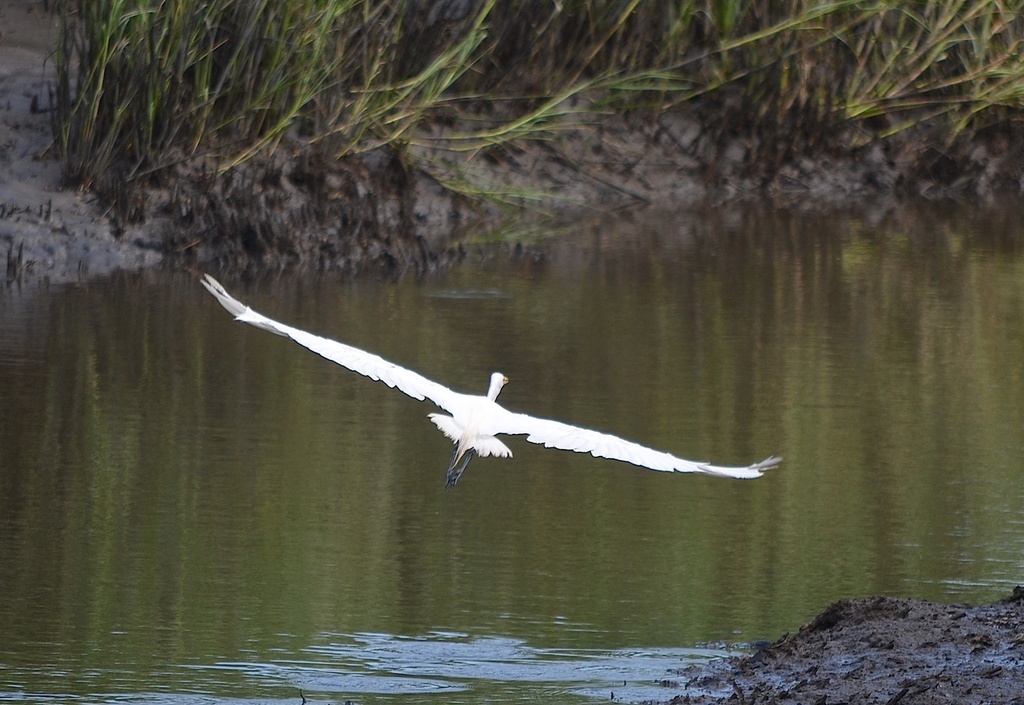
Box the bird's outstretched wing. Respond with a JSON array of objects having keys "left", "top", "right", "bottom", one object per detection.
[
  {"left": 203, "top": 274, "right": 780, "bottom": 480},
  {"left": 201, "top": 275, "right": 465, "bottom": 413},
  {"left": 491, "top": 408, "right": 779, "bottom": 479}
]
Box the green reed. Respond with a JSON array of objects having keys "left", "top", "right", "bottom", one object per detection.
[{"left": 54, "top": 1, "right": 1024, "bottom": 216}]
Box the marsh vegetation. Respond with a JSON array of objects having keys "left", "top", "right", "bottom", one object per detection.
[{"left": 53, "top": 1, "right": 1024, "bottom": 267}]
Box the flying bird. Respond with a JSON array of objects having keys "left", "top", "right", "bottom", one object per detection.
[{"left": 201, "top": 275, "right": 780, "bottom": 487}]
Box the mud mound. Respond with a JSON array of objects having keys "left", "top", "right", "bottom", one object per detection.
[{"left": 662, "top": 588, "right": 1024, "bottom": 705}]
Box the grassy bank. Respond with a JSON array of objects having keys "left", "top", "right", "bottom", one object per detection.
[{"left": 54, "top": 0, "right": 1024, "bottom": 223}]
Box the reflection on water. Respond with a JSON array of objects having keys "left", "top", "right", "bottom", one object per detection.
[
  {"left": 195, "top": 632, "right": 724, "bottom": 703},
  {"left": 1, "top": 199, "right": 1023, "bottom": 704}
]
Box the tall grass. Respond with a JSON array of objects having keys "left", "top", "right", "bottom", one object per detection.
[{"left": 54, "top": 0, "right": 1024, "bottom": 219}]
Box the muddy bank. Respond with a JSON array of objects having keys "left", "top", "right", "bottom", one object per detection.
[
  {"left": 10, "top": 98, "right": 1023, "bottom": 287},
  {"left": 3, "top": 0, "right": 1024, "bottom": 287},
  {"left": 652, "top": 588, "right": 1024, "bottom": 705},
  {"left": 117, "top": 96, "right": 1024, "bottom": 280}
]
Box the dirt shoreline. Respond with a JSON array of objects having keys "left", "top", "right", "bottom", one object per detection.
[
  {"left": 653, "top": 589, "right": 1024, "bottom": 705},
  {"left": 4, "top": 1, "right": 1024, "bottom": 286}
]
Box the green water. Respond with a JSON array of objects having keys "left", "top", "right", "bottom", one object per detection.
[{"left": 1, "top": 200, "right": 1023, "bottom": 703}]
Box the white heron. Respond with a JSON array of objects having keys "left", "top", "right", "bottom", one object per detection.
[{"left": 201, "top": 275, "right": 780, "bottom": 488}]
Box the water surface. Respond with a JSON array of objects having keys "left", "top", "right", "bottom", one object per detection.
[{"left": 1, "top": 199, "right": 1023, "bottom": 703}]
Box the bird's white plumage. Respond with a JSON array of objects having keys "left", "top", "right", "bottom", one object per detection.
[
  {"left": 201, "top": 275, "right": 780, "bottom": 483},
  {"left": 202, "top": 274, "right": 464, "bottom": 412}
]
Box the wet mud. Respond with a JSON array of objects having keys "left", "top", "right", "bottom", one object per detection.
[{"left": 655, "top": 589, "right": 1024, "bottom": 705}]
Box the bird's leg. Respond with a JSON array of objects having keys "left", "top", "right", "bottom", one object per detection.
[{"left": 445, "top": 447, "right": 477, "bottom": 489}]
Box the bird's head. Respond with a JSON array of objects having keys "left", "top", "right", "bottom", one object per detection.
[{"left": 487, "top": 372, "right": 509, "bottom": 401}]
